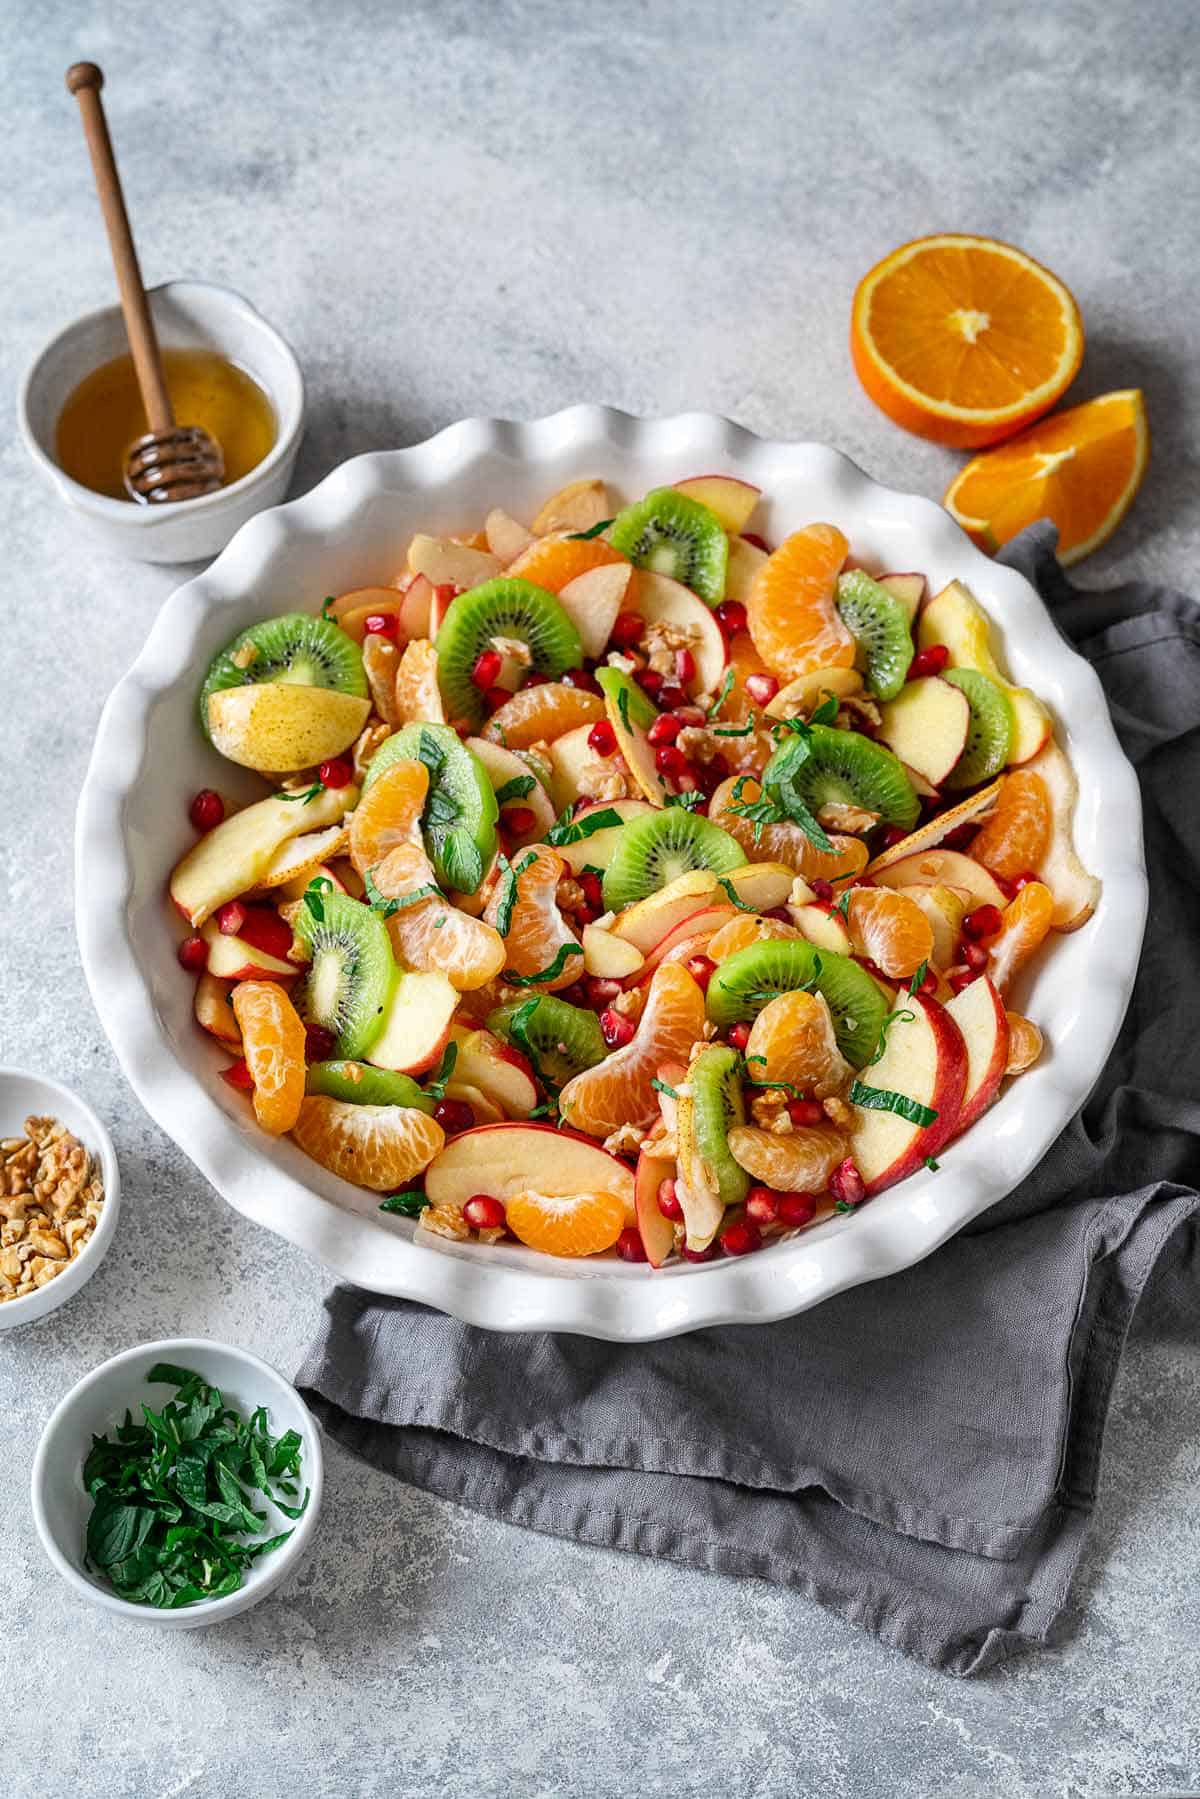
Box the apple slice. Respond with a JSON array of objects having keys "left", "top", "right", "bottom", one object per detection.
[
  {"left": 485, "top": 508, "right": 534, "bottom": 564},
  {"left": 723, "top": 534, "right": 768, "bottom": 604},
  {"left": 444, "top": 1081, "right": 505, "bottom": 1126},
  {"left": 877, "top": 573, "right": 926, "bottom": 621},
  {"left": 902, "top": 883, "right": 968, "bottom": 968},
  {"left": 553, "top": 799, "right": 656, "bottom": 873},
  {"left": 406, "top": 534, "right": 502, "bottom": 589},
  {"left": 547, "top": 724, "right": 600, "bottom": 812},
  {"left": 673, "top": 475, "right": 761, "bottom": 534},
  {"left": 609, "top": 871, "right": 720, "bottom": 951},
  {"left": 583, "top": 923, "right": 646, "bottom": 979},
  {"left": 918, "top": 581, "right": 1052, "bottom": 764},
  {"left": 557, "top": 562, "right": 634, "bottom": 660},
  {"left": 1023, "top": 740, "right": 1101, "bottom": 930},
  {"left": 277, "top": 858, "right": 348, "bottom": 903},
  {"left": 531, "top": 479, "right": 609, "bottom": 536},
  {"left": 627, "top": 906, "right": 740, "bottom": 984},
  {"left": 325, "top": 587, "right": 409, "bottom": 642},
  {"left": 764, "top": 665, "right": 863, "bottom": 719},
  {"left": 791, "top": 904, "right": 853, "bottom": 955},
  {"left": 635, "top": 571, "right": 728, "bottom": 695},
  {"left": 945, "top": 976, "right": 1010, "bottom": 1134},
  {"left": 424, "top": 1122, "right": 637, "bottom": 1225},
  {"left": 367, "top": 970, "right": 459, "bottom": 1075},
  {"left": 170, "top": 786, "right": 356, "bottom": 927},
  {"left": 723, "top": 861, "right": 794, "bottom": 912},
  {"left": 876, "top": 678, "right": 971, "bottom": 787},
  {"left": 872, "top": 848, "right": 1007, "bottom": 910},
  {"left": 465, "top": 737, "right": 555, "bottom": 842},
  {"left": 865, "top": 780, "right": 1002, "bottom": 875},
  {"left": 201, "top": 917, "right": 296, "bottom": 981},
  {"left": 206, "top": 685, "right": 371, "bottom": 775},
  {"left": 448, "top": 1024, "right": 539, "bottom": 1117},
  {"left": 257, "top": 824, "right": 349, "bottom": 892},
  {"left": 635, "top": 1147, "right": 677, "bottom": 1268},
  {"left": 848, "top": 992, "right": 967, "bottom": 1193},
  {"left": 194, "top": 972, "right": 243, "bottom": 1047}
]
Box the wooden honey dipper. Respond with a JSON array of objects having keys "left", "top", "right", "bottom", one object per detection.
[{"left": 66, "top": 63, "right": 224, "bottom": 504}]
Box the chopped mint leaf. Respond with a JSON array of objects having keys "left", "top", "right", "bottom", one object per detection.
[
  {"left": 422, "top": 1041, "right": 459, "bottom": 1103},
  {"left": 715, "top": 876, "right": 756, "bottom": 913},
  {"left": 279, "top": 782, "right": 324, "bottom": 804},
  {"left": 847, "top": 1078, "right": 937, "bottom": 1128},
  {"left": 810, "top": 694, "right": 840, "bottom": 726},
  {"left": 494, "top": 774, "right": 536, "bottom": 806},
  {"left": 664, "top": 789, "right": 705, "bottom": 811},
  {"left": 546, "top": 806, "right": 623, "bottom": 847},
  {"left": 924, "top": 1155, "right": 940, "bottom": 1172},
  {"left": 567, "top": 518, "right": 614, "bottom": 541},
  {"left": 650, "top": 1077, "right": 680, "bottom": 1100},
  {"left": 320, "top": 596, "right": 336, "bottom": 622},
  {"left": 908, "top": 960, "right": 928, "bottom": 996},
  {"left": 503, "top": 943, "right": 584, "bottom": 986},
  {"left": 363, "top": 866, "right": 441, "bottom": 915},
  {"left": 302, "top": 876, "right": 333, "bottom": 923},
  {"left": 707, "top": 668, "right": 735, "bottom": 720},
  {"left": 380, "top": 1190, "right": 430, "bottom": 1217}
]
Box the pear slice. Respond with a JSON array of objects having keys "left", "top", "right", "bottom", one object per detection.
[{"left": 207, "top": 684, "right": 370, "bottom": 774}]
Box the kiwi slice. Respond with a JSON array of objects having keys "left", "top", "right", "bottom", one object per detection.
[
  {"left": 434, "top": 578, "right": 582, "bottom": 728},
  {"left": 200, "top": 613, "right": 366, "bottom": 738},
  {"left": 306, "top": 1060, "right": 433, "bottom": 1111},
  {"left": 707, "top": 939, "right": 890, "bottom": 1069},
  {"left": 601, "top": 807, "right": 747, "bottom": 912},
  {"left": 687, "top": 1044, "right": 750, "bottom": 1208},
  {"left": 607, "top": 488, "right": 728, "bottom": 605},
  {"left": 835, "top": 572, "right": 914, "bottom": 701},
  {"left": 762, "top": 723, "right": 919, "bottom": 834},
  {"left": 291, "top": 892, "right": 395, "bottom": 1058},
  {"left": 487, "top": 995, "right": 606, "bottom": 1088},
  {"left": 943, "top": 668, "right": 1014, "bottom": 789},
  {"left": 364, "top": 723, "right": 497, "bottom": 893}
]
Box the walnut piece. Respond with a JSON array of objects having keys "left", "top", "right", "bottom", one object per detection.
[{"left": 0, "top": 1117, "right": 104, "bottom": 1303}]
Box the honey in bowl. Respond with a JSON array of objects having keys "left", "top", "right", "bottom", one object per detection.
[{"left": 55, "top": 347, "right": 276, "bottom": 501}]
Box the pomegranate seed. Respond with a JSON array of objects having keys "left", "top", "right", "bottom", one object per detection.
[
  {"left": 647, "top": 713, "right": 682, "bottom": 746},
  {"left": 744, "top": 1186, "right": 779, "bottom": 1225},
  {"left": 522, "top": 670, "right": 550, "bottom": 688},
  {"left": 634, "top": 668, "right": 664, "bottom": 700},
  {"left": 318, "top": 756, "right": 353, "bottom": 790},
  {"left": 1010, "top": 869, "right": 1040, "bottom": 892},
  {"left": 828, "top": 1158, "right": 866, "bottom": 1207},
  {"left": 777, "top": 1191, "right": 817, "bottom": 1228},
  {"left": 235, "top": 907, "right": 295, "bottom": 960},
  {"left": 727, "top": 1022, "right": 751, "bottom": 1052},
  {"left": 178, "top": 934, "right": 208, "bottom": 972},
  {"left": 363, "top": 612, "right": 398, "bottom": 638},
  {"left": 963, "top": 903, "right": 1003, "bottom": 940},
  {"left": 472, "top": 648, "right": 503, "bottom": 690},
  {"left": 484, "top": 685, "right": 513, "bottom": 715},
  {"left": 765, "top": 905, "right": 792, "bottom": 923},
  {"left": 786, "top": 1097, "right": 825, "bottom": 1128},
  {"left": 561, "top": 666, "right": 600, "bottom": 694},
  {"left": 961, "top": 939, "right": 989, "bottom": 972},
  {"left": 615, "top": 1226, "right": 648, "bottom": 1263},
  {"left": 221, "top": 1057, "right": 254, "bottom": 1091},
  {"left": 741, "top": 532, "right": 771, "bottom": 553},
  {"left": 655, "top": 744, "right": 689, "bottom": 778},
  {"left": 881, "top": 824, "right": 910, "bottom": 851},
  {"left": 464, "top": 1193, "right": 506, "bottom": 1230},
  {"left": 600, "top": 1008, "right": 636, "bottom": 1049},
  {"left": 915, "top": 965, "right": 938, "bottom": 996},
  {"left": 657, "top": 1178, "right": 684, "bottom": 1221},
  {"left": 215, "top": 900, "right": 246, "bottom": 937},
  {"left": 673, "top": 704, "right": 706, "bottom": 728},
  {"left": 810, "top": 878, "right": 834, "bottom": 904},
  {"left": 578, "top": 869, "right": 604, "bottom": 911},
  {"left": 610, "top": 611, "right": 644, "bottom": 650},
  {"left": 949, "top": 967, "right": 976, "bottom": 994},
  {"left": 681, "top": 1243, "right": 717, "bottom": 1263},
  {"left": 675, "top": 647, "right": 696, "bottom": 685},
  {"left": 657, "top": 683, "right": 688, "bottom": 712},
  {"left": 942, "top": 822, "right": 978, "bottom": 851},
  {"left": 744, "top": 672, "right": 780, "bottom": 707},
  {"left": 908, "top": 643, "right": 949, "bottom": 679},
  {"left": 188, "top": 788, "right": 224, "bottom": 831},
  {"left": 504, "top": 807, "right": 537, "bottom": 837},
  {"left": 588, "top": 719, "right": 617, "bottom": 756},
  {"left": 585, "top": 976, "right": 621, "bottom": 1009},
  {"left": 685, "top": 953, "right": 716, "bottom": 991},
  {"left": 304, "top": 1025, "right": 336, "bottom": 1063},
  {"left": 720, "top": 1219, "right": 763, "bottom": 1256},
  {"left": 433, "top": 1098, "right": 475, "bottom": 1135},
  {"left": 715, "top": 599, "right": 747, "bottom": 637}
]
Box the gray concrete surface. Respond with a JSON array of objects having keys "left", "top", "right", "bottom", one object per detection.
[{"left": 2, "top": 1, "right": 1197, "bottom": 1794}]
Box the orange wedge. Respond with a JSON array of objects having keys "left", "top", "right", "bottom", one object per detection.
[
  {"left": 846, "top": 887, "right": 934, "bottom": 980},
  {"left": 971, "top": 769, "right": 1052, "bottom": 880},
  {"left": 745, "top": 525, "right": 855, "bottom": 681},
  {"left": 558, "top": 962, "right": 706, "bottom": 1138},
  {"left": 505, "top": 533, "right": 630, "bottom": 594},
  {"left": 709, "top": 776, "right": 869, "bottom": 884},
  {"left": 744, "top": 990, "right": 848, "bottom": 1097},
  {"left": 291, "top": 1096, "right": 445, "bottom": 1190},
  {"left": 481, "top": 844, "right": 583, "bottom": 991},
  {"left": 851, "top": 235, "right": 1084, "bottom": 448},
  {"left": 230, "top": 981, "right": 307, "bottom": 1135},
  {"left": 505, "top": 1187, "right": 626, "bottom": 1258},
  {"left": 373, "top": 842, "right": 507, "bottom": 990},
  {"left": 944, "top": 390, "right": 1149, "bottom": 566},
  {"left": 349, "top": 759, "right": 428, "bottom": 875},
  {"left": 482, "top": 682, "right": 605, "bottom": 749}
]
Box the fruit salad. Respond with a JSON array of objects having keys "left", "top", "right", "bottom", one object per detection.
[{"left": 169, "top": 473, "right": 1100, "bottom": 1266}]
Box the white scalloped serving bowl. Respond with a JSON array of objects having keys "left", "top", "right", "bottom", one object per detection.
[{"left": 76, "top": 408, "right": 1146, "bottom": 1340}]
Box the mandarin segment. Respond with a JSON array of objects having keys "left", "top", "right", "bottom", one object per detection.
[
  {"left": 481, "top": 682, "right": 606, "bottom": 749},
  {"left": 372, "top": 841, "right": 507, "bottom": 990},
  {"left": 727, "top": 1124, "right": 846, "bottom": 1193},
  {"left": 745, "top": 525, "right": 855, "bottom": 681},
  {"left": 504, "top": 1187, "right": 626, "bottom": 1258},
  {"left": 558, "top": 962, "right": 706, "bottom": 1137},
  {"left": 846, "top": 886, "right": 935, "bottom": 980},
  {"left": 291, "top": 1096, "right": 445, "bottom": 1190},
  {"left": 707, "top": 914, "right": 800, "bottom": 961},
  {"left": 230, "top": 981, "right": 308, "bottom": 1135},
  {"left": 983, "top": 881, "right": 1054, "bottom": 994},
  {"left": 971, "top": 769, "right": 1052, "bottom": 880},
  {"left": 743, "top": 989, "right": 850, "bottom": 1098},
  {"left": 504, "top": 531, "right": 630, "bottom": 594},
  {"left": 482, "top": 844, "right": 583, "bottom": 991},
  {"left": 394, "top": 639, "right": 446, "bottom": 725},
  {"left": 709, "top": 776, "right": 869, "bottom": 883},
  {"left": 349, "top": 758, "right": 429, "bottom": 876}
]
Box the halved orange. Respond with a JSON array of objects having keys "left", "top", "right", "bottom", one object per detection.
[
  {"left": 745, "top": 525, "right": 854, "bottom": 681},
  {"left": 851, "top": 235, "right": 1084, "bottom": 448},
  {"left": 944, "top": 390, "right": 1148, "bottom": 565},
  {"left": 230, "top": 981, "right": 308, "bottom": 1135}
]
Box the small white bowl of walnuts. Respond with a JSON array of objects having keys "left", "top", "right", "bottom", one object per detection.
[{"left": 0, "top": 1069, "right": 119, "bottom": 1329}]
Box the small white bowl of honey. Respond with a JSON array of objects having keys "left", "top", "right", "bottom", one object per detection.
[{"left": 18, "top": 279, "right": 305, "bottom": 563}]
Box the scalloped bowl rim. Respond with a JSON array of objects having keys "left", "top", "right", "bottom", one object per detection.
[{"left": 75, "top": 407, "right": 1147, "bottom": 1340}]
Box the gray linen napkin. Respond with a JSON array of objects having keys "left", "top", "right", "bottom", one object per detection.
[{"left": 297, "top": 524, "right": 1199, "bottom": 1676}]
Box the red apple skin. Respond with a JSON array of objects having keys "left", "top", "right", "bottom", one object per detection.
[
  {"left": 944, "top": 976, "right": 1010, "bottom": 1135},
  {"left": 626, "top": 909, "right": 739, "bottom": 987},
  {"left": 853, "top": 993, "right": 968, "bottom": 1194},
  {"left": 201, "top": 920, "right": 296, "bottom": 982},
  {"left": 635, "top": 1149, "right": 677, "bottom": 1268}
]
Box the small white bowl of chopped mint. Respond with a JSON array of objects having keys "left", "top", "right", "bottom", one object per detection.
[{"left": 30, "top": 1339, "right": 323, "bottom": 1626}]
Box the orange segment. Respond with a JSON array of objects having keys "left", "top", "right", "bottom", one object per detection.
[
  {"left": 745, "top": 526, "right": 855, "bottom": 680},
  {"left": 291, "top": 1096, "right": 445, "bottom": 1190},
  {"left": 726, "top": 1124, "right": 846, "bottom": 1192},
  {"left": 505, "top": 533, "right": 631, "bottom": 595},
  {"left": 482, "top": 844, "right": 582, "bottom": 991},
  {"left": 482, "top": 682, "right": 606, "bottom": 748},
  {"left": 851, "top": 234, "right": 1084, "bottom": 448},
  {"left": 349, "top": 759, "right": 428, "bottom": 876},
  {"left": 707, "top": 914, "right": 799, "bottom": 960},
  {"left": 744, "top": 990, "right": 849, "bottom": 1097},
  {"left": 710, "top": 776, "right": 869, "bottom": 884},
  {"left": 394, "top": 639, "right": 446, "bottom": 725},
  {"left": 374, "top": 842, "right": 507, "bottom": 990},
  {"left": 983, "top": 881, "right": 1054, "bottom": 994},
  {"left": 971, "top": 769, "right": 1052, "bottom": 880},
  {"left": 558, "top": 962, "right": 706, "bottom": 1137},
  {"left": 230, "top": 981, "right": 307, "bottom": 1135},
  {"left": 944, "top": 390, "right": 1149, "bottom": 566},
  {"left": 846, "top": 887, "right": 935, "bottom": 980},
  {"left": 505, "top": 1187, "right": 626, "bottom": 1258}
]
